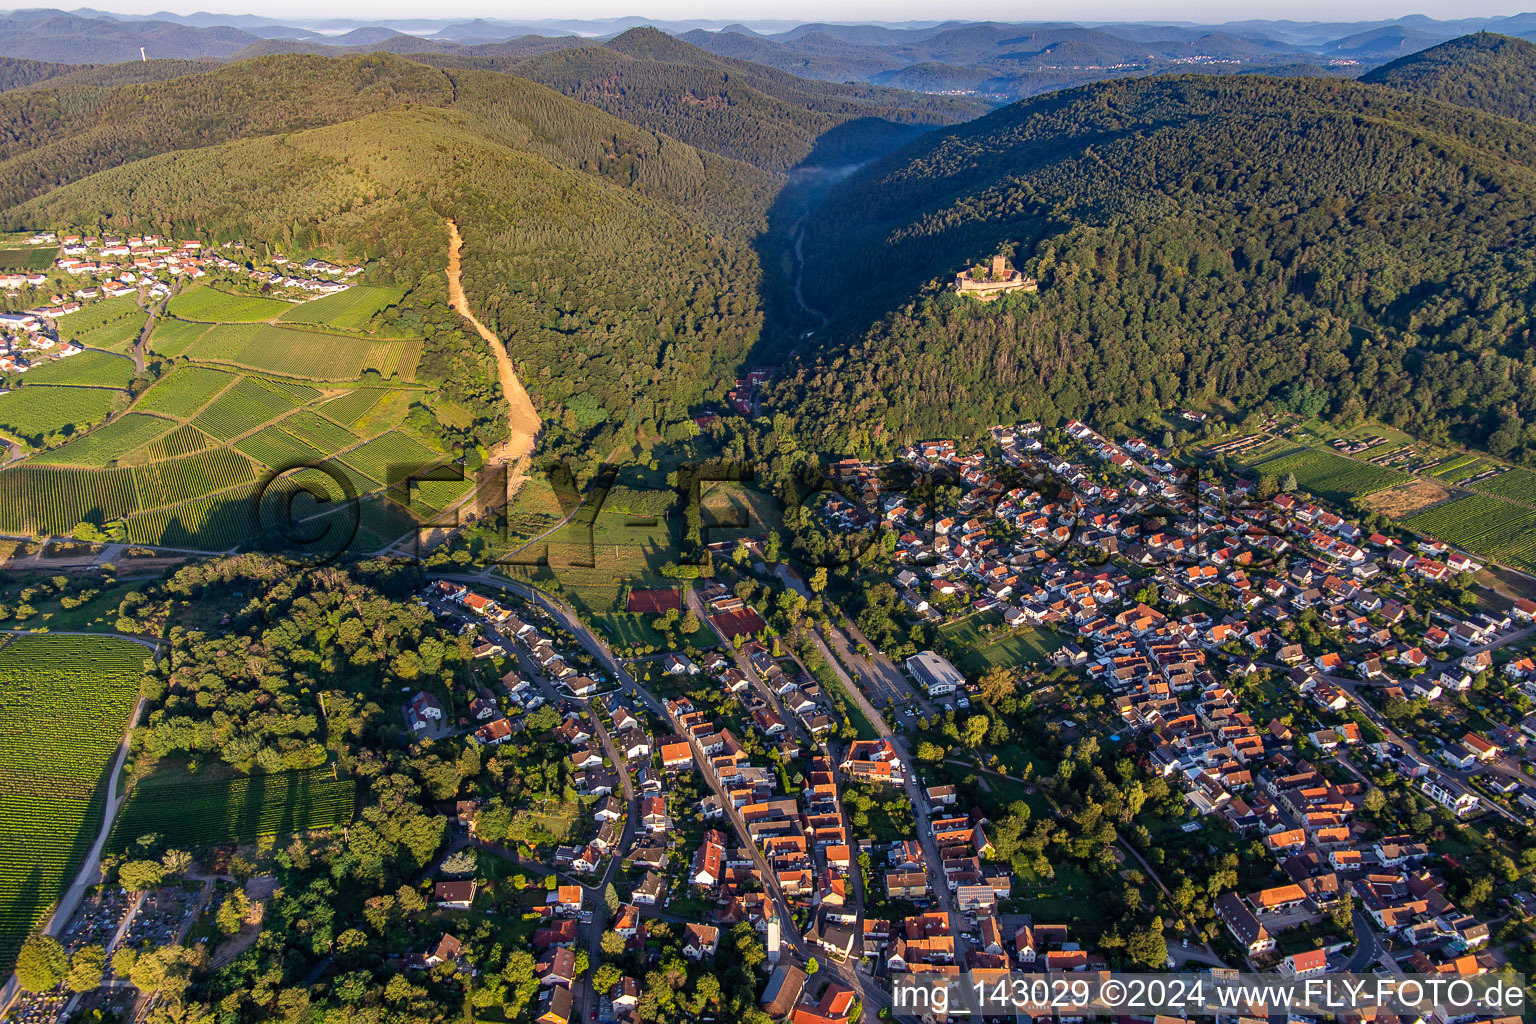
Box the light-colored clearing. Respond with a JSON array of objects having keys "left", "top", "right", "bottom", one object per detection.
[{"left": 1362, "top": 480, "right": 1452, "bottom": 519}]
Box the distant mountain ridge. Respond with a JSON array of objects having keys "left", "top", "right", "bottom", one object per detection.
[{"left": 7, "top": 9, "right": 1536, "bottom": 86}]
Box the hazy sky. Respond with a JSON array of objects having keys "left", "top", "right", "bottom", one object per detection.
[{"left": 65, "top": 0, "right": 1536, "bottom": 23}]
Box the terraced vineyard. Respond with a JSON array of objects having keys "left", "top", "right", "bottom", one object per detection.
[
  {"left": 0, "top": 635, "right": 146, "bottom": 971},
  {"left": 1472, "top": 468, "right": 1536, "bottom": 506},
  {"left": 1405, "top": 494, "right": 1536, "bottom": 572},
  {"left": 134, "top": 366, "right": 235, "bottom": 418},
  {"left": 167, "top": 285, "right": 294, "bottom": 323},
  {"left": 186, "top": 323, "right": 422, "bottom": 381},
  {"left": 279, "top": 285, "right": 402, "bottom": 330},
  {"left": 109, "top": 765, "right": 354, "bottom": 852},
  {"left": 22, "top": 351, "right": 136, "bottom": 389},
  {"left": 1257, "top": 448, "right": 1408, "bottom": 503},
  {"left": 31, "top": 413, "right": 174, "bottom": 467},
  {"left": 0, "top": 385, "right": 121, "bottom": 445}
]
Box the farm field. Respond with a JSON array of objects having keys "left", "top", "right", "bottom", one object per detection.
[
  {"left": 1429, "top": 455, "right": 1488, "bottom": 482},
  {"left": 0, "top": 385, "right": 121, "bottom": 445},
  {"left": 129, "top": 449, "right": 256, "bottom": 509},
  {"left": 0, "top": 464, "right": 139, "bottom": 536},
  {"left": 500, "top": 509, "right": 682, "bottom": 616},
  {"left": 184, "top": 323, "right": 422, "bottom": 381},
  {"left": 131, "top": 424, "right": 212, "bottom": 462},
  {"left": 167, "top": 285, "right": 294, "bottom": 322},
  {"left": 234, "top": 424, "right": 326, "bottom": 470},
  {"left": 21, "top": 351, "right": 135, "bottom": 389},
  {"left": 31, "top": 412, "right": 174, "bottom": 467},
  {"left": 0, "top": 635, "right": 146, "bottom": 971},
  {"left": 1255, "top": 448, "right": 1408, "bottom": 503},
  {"left": 277, "top": 409, "right": 357, "bottom": 456},
  {"left": 279, "top": 286, "right": 402, "bottom": 329},
  {"left": 109, "top": 764, "right": 354, "bottom": 852},
  {"left": 124, "top": 485, "right": 260, "bottom": 549}
]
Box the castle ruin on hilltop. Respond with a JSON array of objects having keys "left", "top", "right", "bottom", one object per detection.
[{"left": 954, "top": 253, "right": 1038, "bottom": 301}]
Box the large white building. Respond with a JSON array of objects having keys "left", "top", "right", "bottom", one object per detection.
[{"left": 906, "top": 651, "right": 965, "bottom": 697}]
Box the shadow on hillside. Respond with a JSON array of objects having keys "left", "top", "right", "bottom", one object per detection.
[{"left": 746, "top": 117, "right": 935, "bottom": 367}]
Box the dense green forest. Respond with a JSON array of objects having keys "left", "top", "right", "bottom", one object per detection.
[
  {"left": 770, "top": 71, "right": 1536, "bottom": 462},
  {"left": 438, "top": 27, "right": 989, "bottom": 171},
  {"left": 0, "top": 54, "right": 456, "bottom": 212},
  {"left": 1362, "top": 32, "right": 1536, "bottom": 123},
  {"left": 0, "top": 55, "right": 220, "bottom": 92}
]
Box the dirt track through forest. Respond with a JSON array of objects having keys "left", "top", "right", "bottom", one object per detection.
[{"left": 445, "top": 219, "right": 539, "bottom": 506}]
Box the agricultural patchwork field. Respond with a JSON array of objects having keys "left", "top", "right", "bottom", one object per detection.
[
  {"left": 317, "top": 388, "right": 388, "bottom": 426},
  {"left": 167, "top": 285, "right": 294, "bottom": 323},
  {"left": 109, "top": 765, "right": 354, "bottom": 852},
  {"left": 0, "top": 635, "right": 146, "bottom": 971},
  {"left": 185, "top": 323, "right": 422, "bottom": 382},
  {"left": 339, "top": 429, "right": 443, "bottom": 485},
  {"left": 279, "top": 286, "right": 403, "bottom": 330},
  {"left": 5, "top": 289, "right": 444, "bottom": 547},
  {"left": 0, "top": 464, "right": 139, "bottom": 536},
  {"left": 0, "top": 447, "right": 259, "bottom": 537},
  {"left": 58, "top": 294, "right": 146, "bottom": 354},
  {"left": 1256, "top": 448, "right": 1408, "bottom": 504},
  {"left": 124, "top": 485, "right": 261, "bottom": 549}
]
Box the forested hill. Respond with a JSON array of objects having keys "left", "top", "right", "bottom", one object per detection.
[
  {"left": 3, "top": 54, "right": 778, "bottom": 470},
  {"left": 1361, "top": 32, "right": 1536, "bottom": 122},
  {"left": 0, "top": 53, "right": 455, "bottom": 213},
  {"left": 769, "top": 69, "right": 1536, "bottom": 464},
  {"left": 420, "top": 27, "right": 990, "bottom": 171}
]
